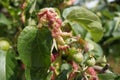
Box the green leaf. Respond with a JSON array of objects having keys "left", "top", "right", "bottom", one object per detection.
[
  {"left": 85, "top": 39, "right": 103, "bottom": 59},
  {"left": 17, "top": 26, "right": 52, "bottom": 80},
  {"left": 104, "top": 20, "right": 115, "bottom": 37},
  {"left": 109, "top": 42, "right": 120, "bottom": 58},
  {"left": 56, "top": 63, "right": 72, "bottom": 80},
  {"left": 0, "top": 13, "right": 11, "bottom": 26},
  {"left": 45, "top": 71, "right": 53, "bottom": 80},
  {"left": 98, "top": 73, "right": 120, "bottom": 80},
  {"left": 0, "top": 50, "right": 6, "bottom": 80},
  {"left": 60, "top": 63, "right": 72, "bottom": 72},
  {"left": 56, "top": 70, "right": 69, "bottom": 80},
  {"left": 112, "top": 21, "right": 120, "bottom": 37},
  {"left": 0, "top": 49, "right": 17, "bottom": 80},
  {"left": 63, "top": 6, "right": 103, "bottom": 42},
  {"left": 101, "top": 9, "right": 114, "bottom": 20},
  {"left": 29, "top": 0, "right": 36, "bottom": 14},
  {"left": 70, "top": 23, "right": 87, "bottom": 38},
  {"left": 103, "top": 36, "right": 120, "bottom": 45}
]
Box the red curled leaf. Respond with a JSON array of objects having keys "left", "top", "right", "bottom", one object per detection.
[
  {"left": 87, "top": 67, "right": 98, "bottom": 80},
  {"left": 87, "top": 67, "right": 97, "bottom": 76},
  {"left": 51, "top": 53, "right": 59, "bottom": 62},
  {"left": 68, "top": 61, "right": 79, "bottom": 80}
]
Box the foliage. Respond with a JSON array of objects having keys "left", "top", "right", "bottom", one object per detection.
[{"left": 0, "top": 0, "right": 120, "bottom": 80}]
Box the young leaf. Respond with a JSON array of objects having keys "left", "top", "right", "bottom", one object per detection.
[
  {"left": 63, "top": 6, "right": 103, "bottom": 42},
  {"left": 0, "top": 49, "right": 17, "bottom": 80},
  {"left": 17, "top": 26, "right": 52, "bottom": 80}
]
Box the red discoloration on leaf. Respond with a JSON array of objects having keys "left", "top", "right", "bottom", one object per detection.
[
  {"left": 87, "top": 67, "right": 96, "bottom": 76},
  {"left": 87, "top": 67, "right": 98, "bottom": 80},
  {"left": 49, "top": 66, "right": 56, "bottom": 80},
  {"left": 38, "top": 10, "right": 47, "bottom": 18},
  {"left": 38, "top": 8, "right": 72, "bottom": 50},
  {"left": 51, "top": 53, "right": 59, "bottom": 62},
  {"left": 51, "top": 72, "right": 56, "bottom": 80},
  {"left": 58, "top": 45, "right": 69, "bottom": 50},
  {"left": 68, "top": 61, "right": 79, "bottom": 80},
  {"left": 50, "top": 66, "right": 55, "bottom": 71},
  {"left": 51, "top": 54, "right": 55, "bottom": 62},
  {"left": 68, "top": 71, "right": 77, "bottom": 80},
  {"left": 38, "top": 8, "right": 62, "bottom": 29},
  {"left": 71, "top": 61, "right": 79, "bottom": 71}
]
